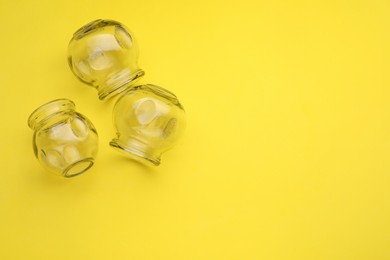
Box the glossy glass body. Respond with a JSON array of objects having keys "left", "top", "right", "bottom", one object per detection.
[
  {"left": 68, "top": 19, "right": 144, "bottom": 100},
  {"left": 28, "top": 99, "right": 98, "bottom": 177},
  {"left": 110, "top": 85, "right": 186, "bottom": 166}
]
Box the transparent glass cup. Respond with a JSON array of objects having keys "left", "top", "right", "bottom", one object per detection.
[
  {"left": 68, "top": 19, "right": 144, "bottom": 100},
  {"left": 110, "top": 85, "right": 186, "bottom": 166},
  {"left": 28, "top": 99, "right": 99, "bottom": 177}
]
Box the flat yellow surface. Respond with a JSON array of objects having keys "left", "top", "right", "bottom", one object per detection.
[{"left": 0, "top": 0, "right": 389, "bottom": 259}]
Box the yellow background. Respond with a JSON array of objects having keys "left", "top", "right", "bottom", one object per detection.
[{"left": 0, "top": 0, "right": 389, "bottom": 259}]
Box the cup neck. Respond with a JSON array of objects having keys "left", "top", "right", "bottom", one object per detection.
[
  {"left": 110, "top": 137, "right": 161, "bottom": 166},
  {"left": 28, "top": 99, "right": 75, "bottom": 131},
  {"left": 97, "top": 69, "right": 145, "bottom": 101}
]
